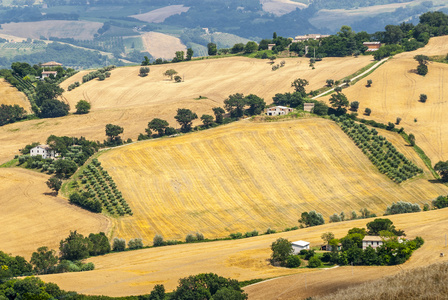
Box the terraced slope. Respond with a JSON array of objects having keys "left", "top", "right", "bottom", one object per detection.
[
  {"left": 321, "top": 36, "right": 448, "bottom": 163},
  {"left": 39, "top": 208, "right": 448, "bottom": 297},
  {"left": 98, "top": 118, "right": 447, "bottom": 244},
  {"left": 0, "top": 168, "right": 110, "bottom": 259}
]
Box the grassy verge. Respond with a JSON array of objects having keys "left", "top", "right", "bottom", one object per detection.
[{"left": 0, "top": 158, "right": 18, "bottom": 168}]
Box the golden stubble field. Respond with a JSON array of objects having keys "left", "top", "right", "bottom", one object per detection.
[
  {"left": 0, "top": 55, "right": 372, "bottom": 164},
  {"left": 0, "top": 168, "right": 110, "bottom": 259},
  {"left": 98, "top": 118, "right": 448, "bottom": 245},
  {"left": 320, "top": 36, "right": 448, "bottom": 164},
  {"left": 141, "top": 32, "right": 187, "bottom": 60},
  {"left": 38, "top": 208, "right": 448, "bottom": 298},
  {"left": 0, "top": 78, "right": 30, "bottom": 110}
]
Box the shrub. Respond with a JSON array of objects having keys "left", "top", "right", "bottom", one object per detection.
[
  {"left": 265, "top": 228, "right": 276, "bottom": 234},
  {"left": 350, "top": 101, "right": 359, "bottom": 111},
  {"left": 153, "top": 234, "right": 165, "bottom": 247},
  {"left": 230, "top": 233, "right": 243, "bottom": 239},
  {"left": 186, "top": 234, "right": 197, "bottom": 243},
  {"left": 366, "top": 79, "right": 372, "bottom": 87},
  {"left": 139, "top": 67, "right": 150, "bottom": 77},
  {"left": 308, "top": 256, "right": 322, "bottom": 268},
  {"left": 128, "top": 238, "right": 143, "bottom": 250},
  {"left": 419, "top": 94, "right": 427, "bottom": 102},
  {"left": 417, "top": 64, "right": 428, "bottom": 75},
  {"left": 396, "top": 117, "right": 402, "bottom": 125},
  {"left": 286, "top": 255, "right": 301, "bottom": 268},
  {"left": 174, "top": 75, "right": 182, "bottom": 82},
  {"left": 299, "top": 211, "right": 325, "bottom": 227},
  {"left": 384, "top": 201, "right": 421, "bottom": 215},
  {"left": 112, "top": 238, "right": 126, "bottom": 252},
  {"left": 196, "top": 232, "right": 204, "bottom": 241},
  {"left": 433, "top": 196, "right": 448, "bottom": 209}
]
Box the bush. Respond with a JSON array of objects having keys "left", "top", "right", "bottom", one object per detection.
[
  {"left": 128, "top": 238, "right": 143, "bottom": 250},
  {"left": 299, "top": 211, "right": 325, "bottom": 227},
  {"left": 265, "top": 228, "right": 276, "bottom": 234},
  {"left": 417, "top": 64, "right": 428, "bottom": 75},
  {"left": 308, "top": 256, "right": 322, "bottom": 268},
  {"left": 286, "top": 255, "right": 301, "bottom": 268},
  {"left": 350, "top": 101, "right": 359, "bottom": 111},
  {"left": 186, "top": 234, "right": 197, "bottom": 243},
  {"left": 419, "top": 94, "right": 427, "bottom": 102},
  {"left": 230, "top": 233, "right": 243, "bottom": 239},
  {"left": 112, "top": 238, "right": 126, "bottom": 252},
  {"left": 153, "top": 234, "right": 165, "bottom": 247},
  {"left": 433, "top": 196, "right": 448, "bottom": 209},
  {"left": 385, "top": 201, "right": 421, "bottom": 215},
  {"left": 174, "top": 75, "right": 182, "bottom": 82},
  {"left": 139, "top": 67, "right": 150, "bottom": 77},
  {"left": 196, "top": 232, "right": 204, "bottom": 241},
  {"left": 396, "top": 117, "right": 402, "bottom": 125}
]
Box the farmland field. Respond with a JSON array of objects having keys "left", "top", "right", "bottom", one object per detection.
[
  {"left": 320, "top": 36, "right": 448, "bottom": 163},
  {"left": 39, "top": 208, "right": 448, "bottom": 297},
  {"left": 98, "top": 118, "right": 448, "bottom": 245},
  {"left": 130, "top": 5, "right": 190, "bottom": 23},
  {"left": 140, "top": 31, "right": 187, "bottom": 59},
  {"left": 260, "top": 0, "right": 308, "bottom": 16},
  {"left": 0, "top": 168, "right": 110, "bottom": 259},
  {"left": 0, "top": 78, "right": 30, "bottom": 111},
  {"left": 0, "top": 20, "right": 103, "bottom": 40}
]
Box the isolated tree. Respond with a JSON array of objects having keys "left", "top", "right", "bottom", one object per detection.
[
  {"left": 245, "top": 94, "right": 266, "bottom": 115},
  {"left": 350, "top": 101, "right": 359, "bottom": 111},
  {"left": 419, "top": 94, "right": 427, "bottom": 102},
  {"left": 271, "top": 238, "right": 293, "bottom": 266},
  {"left": 164, "top": 69, "right": 178, "bottom": 80},
  {"left": 364, "top": 107, "right": 372, "bottom": 116},
  {"left": 153, "top": 234, "right": 165, "bottom": 247},
  {"left": 207, "top": 43, "right": 217, "bottom": 56},
  {"left": 329, "top": 93, "right": 349, "bottom": 113},
  {"left": 30, "top": 247, "right": 58, "bottom": 274},
  {"left": 174, "top": 75, "right": 182, "bottom": 82},
  {"left": 366, "top": 79, "right": 373, "bottom": 87},
  {"left": 59, "top": 231, "right": 91, "bottom": 261},
  {"left": 415, "top": 55, "right": 429, "bottom": 75},
  {"left": 141, "top": 56, "right": 150, "bottom": 66},
  {"left": 105, "top": 124, "right": 124, "bottom": 144},
  {"left": 75, "top": 100, "right": 91, "bottom": 114},
  {"left": 408, "top": 133, "right": 416, "bottom": 146},
  {"left": 291, "top": 78, "right": 309, "bottom": 96},
  {"left": 201, "top": 114, "right": 214, "bottom": 128},
  {"left": 175, "top": 108, "right": 198, "bottom": 132},
  {"left": 244, "top": 41, "right": 258, "bottom": 53},
  {"left": 326, "top": 79, "right": 334, "bottom": 87},
  {"left": 212, "top": 107, "right": 225, "bottom": 124},
  {"left": 434, "top": 161, "right": 448, "bottom": 182},
  {"left": 139, "top": 66, "right": 150, "bottom": 77},
  {"left": 224, "top": 93, "right": 246, "bottom": 118},
  {"left": 186, "top": 48, "right": 194, "bottom": 60},
  {"left": 46, "top": 176, "right": 62, "bottom": 195},
  {"left": 147, "top": 118, "right": 169, "bottom": 137}
]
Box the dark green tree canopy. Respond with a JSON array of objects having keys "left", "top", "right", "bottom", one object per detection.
[
  {"left": 224, "top": 93, "right": 246, "bottom": 118},
  {"left": 212, "top": 106, "right": 226, "bottom": 124},
  {"left": 291, "top": 78, "right": 309, "bottom": 96},
  {"left": 270, "top": 238, "right": 293, "bottom": 266},
  {"left": 147, "top": 118, "right": 169, "bottom": 137},
  {"left": 299, "top": 211, "right": 325, "bottom": 227},
  {"left": 105, "top": 124, "right": 124, "bottom": 143},
  {"left": 46, "top": 176, "right": 62, "bottom": 194},
  {"left": 245, "top": 94, "right": 266, "bottom": 115},
  {"left": 30, "top": 247, "right": 58, "bottom": 275},
  {"left": 329, "top": 92, "right": 349, "bottom": 113},
  {"left": 434, "top": 160, "right": 448, "bottom": 182},
  {"left": 75, "top": 100, "right": 91, "bottom": 114},
  {"left": 59, "top": 231, "right": 92, "bottom": 261},
  {"left": 40, "top": 99, "right": 69, "bottom": 118},
  {"left": 175, "top": 108, "right": 198, "bottom": 132}
]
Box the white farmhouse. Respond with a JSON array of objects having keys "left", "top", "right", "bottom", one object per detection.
[
  {"left": 41, "top": 71, "right": 58, "bottom": 79},
  {"left": 266, "top": 106, "right": 294, "bottom": 116},
  {"left": 362, "top": 236, "right": 384, "bottom": 250},
  {"left": 292, "top": 240, "right": 310, "bottom": 254},
  {"left": 30, "top": 144, "right": 58, "bottom": 159}
]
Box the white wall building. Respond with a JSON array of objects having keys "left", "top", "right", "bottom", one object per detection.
[
  {"left": 30, "top": 144, "right": 58, "bottom": 159},
  {"left": 362, "top": 236, "right": 384, "bottom": 250},
  {"left": 292, "top": 240, "right": 310, "bottom": 254},
  {"left": 266, "top": 106, "right": 294, "bottom": 116}
]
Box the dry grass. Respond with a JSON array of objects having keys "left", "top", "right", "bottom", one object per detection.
[
  {"left": 38, "top": 208, "right": 448, "bottom": 297},
  {"left": 320, "top": 36, "right": 448, "bottom": 163},
  {"left": 130, "top": 5, "right": 190, "bottom": 23},
  {"left": 141, "top": 32, "right": 187, "bottom": 60},
  {"left": 0, "top": 79, "right": 30, "bottom": 111},
  {"left": 0, "top": 168, "right": 110, "bottom": 259},
  {"left": 0, "top": 20, "right": 102, "bottom": 40},
  {"left": 97, "top": 118, "right": 447, "bottom": 245},
  {"left": 0, "top": 54, "right": 372, "bottom": 165},
  {"left": 316, "top": 262, "right": 448, "bottom": 300}
]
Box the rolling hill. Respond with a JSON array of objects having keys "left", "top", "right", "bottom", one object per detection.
[
  {"left": 97, "top": 118, "right": 448, "bottom": 245},
  {"left": 320, "top": 36, "right": 448, "bottom": 164},
  {"left": 0, "top": 168, "right": 110, "bottom": 259},
  {"left": 0, "top": 78, "right": 30, "bottom": 111},
  {"left": 38, "top": 208, "right": 448, "bottom": 297}
]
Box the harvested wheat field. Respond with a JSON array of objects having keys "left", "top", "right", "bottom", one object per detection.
[
  {"left": 140, "top": 32, "right": 187, "bottom": 60},
  {"left": 98, "top": 118, "right": 447, "bottom": 245},
  {"left": 0, "top": 168, "right": 110, "bottom": 259},
  {"left": 130, "top": 5, "right": 190, "bottom": 23},
  {"left": 0, "top": 20, "right": 102, "bottom": 40},
  {"left": 0, "top": 55, "right": 373, "bottom": 163},
  {"left": 0, "top": 78, "right": 30, "bottom": 111},
  {"left": 260, "top": 0, "right": 307, "bottom": 16},
  {"left": 39, "top": 208, "right": 448, "bottom": 297},
  {"left": 321, "top": 36, "right": 448, "bottom": 163}
]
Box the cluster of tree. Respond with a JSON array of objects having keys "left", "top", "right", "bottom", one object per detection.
[
  {"left": 105, "top": 123, "right": 124, "bottom": 146},
  {"left": 139, "top": 66, "right": 150, "bottom": 77},
  {"left": 435, "top": 160, "right": 448, "bottom": 182},
  {"left": 67, "top": 81, "right": 81, "bottom": 91},
  {"left": 298, "top": 211, "right": 325, "bottom": 228},
  {"left": 223, "top": 93, "right": 266, "bottom": 118},
  {"left": 433, "top": 195, "right": 448, "bottom": 209},
  {"left": 0, "top": 251, "right": 32, "bottom": 281},
  {"left": 321, "top": 219, "right": 423, "bottom": 266},
  {"left": 69, "top": 191, "right": 102, "bottom": 213},
  {"left": 111, "top": 238, "right": 144, "bottom": 252},
  {"left": 0, "top": 104, "right": 27, "bottom": 126},
  {"left": 329, "top": 208, "right": 376, "bottom": 223},
  {"left": 82, "top": 65, "right": 114, "bottom": 83},
  {"left": 152, "top": 232, "right": 205, "bottom": 247},
  {"left": 384, "top": 201, "right": 421, "bottom": 215}
]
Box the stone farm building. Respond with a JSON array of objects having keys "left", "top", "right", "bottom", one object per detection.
[
  {"left": 363, "top": 42, "right": 381, "bottom": 52},
  {"left": 41, "top": 61, "right": 63, "bottom": 68},
  {"left": 362, "top": 236, "right": 384, "bottom": 250},
  {"left": 41, "top": 71, "right": 58, "bottom": 79},
  {"left": 292, "top": 240, "right": 310, "bottom": 254},
  {"left": 30, "top": 144, "right": 58, "bottom": 159},
  {"left": 266, "top": 106, "right": 294, "bottom": 116}
]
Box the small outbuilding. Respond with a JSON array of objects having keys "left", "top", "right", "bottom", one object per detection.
[
  {"left": 267, "top": 43, "right": 276, "bottom": 50},
  {"left": 266, "top": 106, "right": 294, "bottom": 116},
  {"left": 41, "top": 71, "right": 58, "bottom": 79},
  {"left": 304, "top": 103, "right": 315, "bottom": 113},
  {"left": 30, "top": 144, "right": 58, "bottom": 159},
  {"left": 363, "top": 42, "right": 381, "bottom": 52},
  {"left": 292, "top": 240, "right": 310, "bottom": 254}
]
